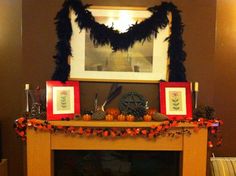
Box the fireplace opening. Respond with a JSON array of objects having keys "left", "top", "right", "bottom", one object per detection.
[{"left": 54, "top": 150, "right": 179, "bottom": 176}]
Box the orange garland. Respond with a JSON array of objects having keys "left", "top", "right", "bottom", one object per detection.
[{"left": 14, "top": 117, "right": 223, "bottom": 148}]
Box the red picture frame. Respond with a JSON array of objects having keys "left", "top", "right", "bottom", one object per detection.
[
  {"left": 160, "top": 82, "right": 192, "bottom": 120},
  {"left": 46, "top": 81, "right": 80, "bottom": 120}
]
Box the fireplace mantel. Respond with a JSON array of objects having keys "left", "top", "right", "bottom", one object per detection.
[{"left": 27, "top": 121, "right": 207, "bottom": 176}]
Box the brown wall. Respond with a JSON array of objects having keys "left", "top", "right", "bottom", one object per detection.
[
  {"left": 213, "top": 0, "right": 236, "bottom": 156},
  {"left": 2, "top": 0, "right": 236, "bottom": 176},
  {"left": 0, "top": 0, "right": 23, "bottom": 176}
]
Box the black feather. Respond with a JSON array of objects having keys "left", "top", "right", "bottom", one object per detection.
[{"left": 102, "top": 83, "right": 122, "bottom": 107}]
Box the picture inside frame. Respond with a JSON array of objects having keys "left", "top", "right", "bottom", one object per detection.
[
  {"left": 85, "top": 16, "right": 153, "bottom": 73},
  {"left": 69, "top": 8, "right": 171, "bottom": 82}
]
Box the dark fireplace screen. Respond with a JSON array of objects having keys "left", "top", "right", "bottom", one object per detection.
[{"left": 54, "top": 150, "right": 179, "bottom": 176}]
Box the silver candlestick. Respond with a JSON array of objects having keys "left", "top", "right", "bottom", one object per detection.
[
  {"left": 194, "top": 92, "right": 198, "bottom": 109},
  {"left": 194, "top": 82, "right": 199, "bottom": 109},
  {"left": 25, "top": 84, "right": 29, "bottom": 112}
]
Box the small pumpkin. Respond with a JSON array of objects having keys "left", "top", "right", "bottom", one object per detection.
[
  {"left": 106, "top": 108, "right": 120, "bottom": 118},
  {"left": 117, "top": 114, "right": 126, "bottom": 121},
  {"left": 143, "top": 114, "right": 152, "bottom": 121},
  {"left": 82, "top": 114, "right": 92, "bottom": 121},
  {"left": 126, "top": 114, "right": 135, "bottom": 121},
  {"left": 147, "top": 107, "right": 158, "bottom": 117},
  {"left": 105, "top": 114, "right": 114, "bottom": 121}
]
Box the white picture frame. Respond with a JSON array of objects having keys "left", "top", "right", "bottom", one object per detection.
[{"left": 69, "top": 7, "right": 171, "bottom": 82}]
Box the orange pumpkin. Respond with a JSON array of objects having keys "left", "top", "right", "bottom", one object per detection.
[
  {"left": 82, "top": 114, "right": 92, "bottom": 121},
  {"left": 147, "top": 107, "right": 158, "bottom": 117},
  {"left": 106, "top": 108, "right": 120, "bottom": 118},
  {"left": 126, "top": 115, "right": 135, "bottom": 121},
  {"left": 105, "top": 114, "right": 114, "bottom": 121},
  {"left": 117, "top": 114, "right": 126, "bottom": 121},
  {"left": 143, "top": 114, "right": 152, "bottom": 121}
]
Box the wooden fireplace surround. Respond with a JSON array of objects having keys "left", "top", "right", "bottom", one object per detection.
[{"left": 27, "top": 121, "right": 208, "bottom": 176}]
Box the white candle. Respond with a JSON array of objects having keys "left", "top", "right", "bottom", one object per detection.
[
  {"left": 25, "top": 84, "right": 29, "bottom": 90},
  {"left": 194, "top": 82, "right": 199, "bottom": 92}
]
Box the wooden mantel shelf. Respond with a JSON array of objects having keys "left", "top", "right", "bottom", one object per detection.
[
  {"left": 49, "top": 120, "right": 196, "bottom": 128},
  {"left": 27, "top": 121, "right": 207, "bottom": 176}
]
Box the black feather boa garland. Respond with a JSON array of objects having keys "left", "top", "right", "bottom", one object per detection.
[{"left": 52, "top": 0, "right": 187, "bottom": 82}]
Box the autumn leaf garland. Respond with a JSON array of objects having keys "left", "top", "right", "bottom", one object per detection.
[{"left": 14, "top": 117, "right": 223, "bottom": 148}]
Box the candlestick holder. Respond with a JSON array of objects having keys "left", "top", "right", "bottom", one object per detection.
[
  {"left": 28, "top": 87, "right": 46, "bottom": 119},
  {"left": 25, "top": 84, "right": 30, "bottom": 115},
  {"left": 24, "top": 84, "right": 46, "bottom": 119},
  {"left": 194, "top": 91, "right": 198, "bottom": 109},
  {"left": 193, "top": 82, "right": 199, "bottom": 109},
  {"left": 25, "top": 89, "right": 29, "bottom": 113}
]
